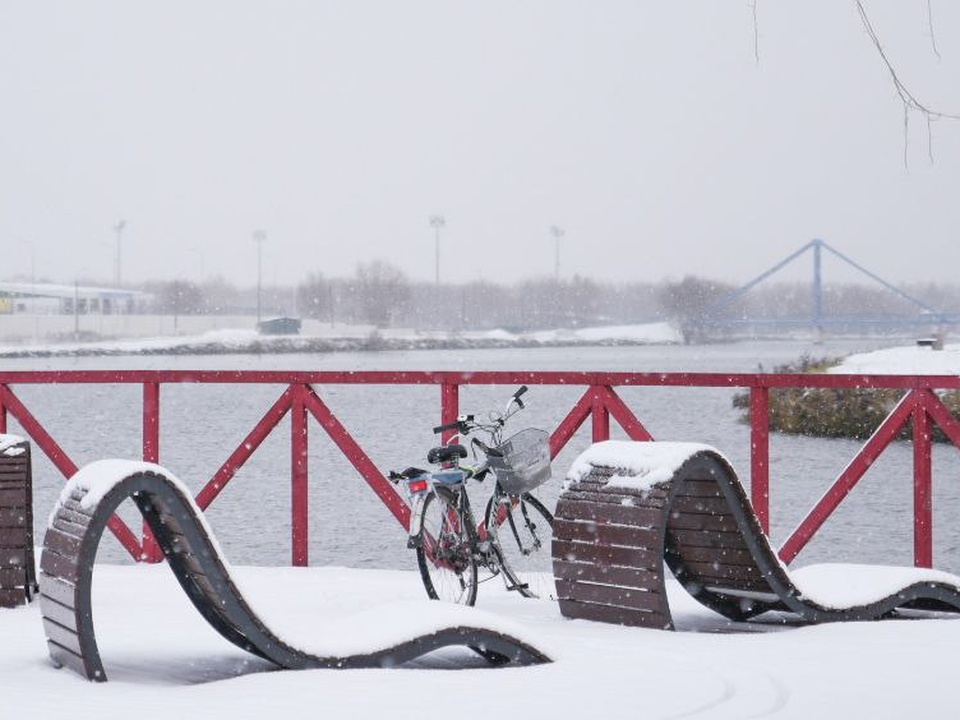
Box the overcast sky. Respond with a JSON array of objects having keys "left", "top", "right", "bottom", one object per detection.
[{"left": 2, "top": 1, "right": 958, "bottom": 289}]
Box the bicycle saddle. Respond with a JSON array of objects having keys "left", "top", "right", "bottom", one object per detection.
[{"left": 427, "top": 444, "right": 467, "bottom": 465}]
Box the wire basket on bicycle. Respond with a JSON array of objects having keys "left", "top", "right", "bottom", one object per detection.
[{"left": 488, "top": 428, "right": 552, "bottom": 494}]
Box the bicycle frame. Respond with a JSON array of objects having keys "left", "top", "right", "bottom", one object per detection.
[{"left": 409, "top": 480, "right": 488, "bottom": 558}]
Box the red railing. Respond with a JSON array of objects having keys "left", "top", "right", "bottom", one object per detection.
[{"left": 2, "top": 370, "right": 959, "bottom": 567}]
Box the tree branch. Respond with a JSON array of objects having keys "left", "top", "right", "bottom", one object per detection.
[{"left": 854, "top": 0, "right": 959, "bottom": 166}]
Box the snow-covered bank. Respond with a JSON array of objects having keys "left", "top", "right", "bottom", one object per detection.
[
  {"left": 0, "top": 322, "right": 682, "bottom": 358},
  {"left": 830, "top": 342, "right": 960, "bottom": 375}
]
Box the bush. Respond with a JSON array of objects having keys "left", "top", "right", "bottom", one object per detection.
[{"left": 732, "top": 356, "right": 960, "bottom": 442}]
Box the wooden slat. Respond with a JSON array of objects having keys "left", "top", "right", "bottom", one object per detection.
[
  {"left": 58, "top": 495, "right": 94, "bottom": 518},
  {"left": 39, "top": 595, "right": 78, "bottom": 628},
  {"left": 42, "top": 527, "right": 83, "bottom": 558},
  {"left": 52, "top": 515, "right": 89, "bottom": 538},
  {"left": 667, "top": 511, "right": 740, "bottom": 533},
  {"left": 52, "top": 504, "right": 94, "bottom": 529},
  {"left": 552, "top": 538, "right": 660, "bottom": 569},
  {"left": 0, "top": 508, "right": 27, "bottom": 527},
  {"left": 0, "top": 488, "right": 28, "bottom": 506},
  {"left": 670, "top": 495, "right": 733, "bottom": 515},
  {"left": 556, "top": 498, "right": 664, "bottom": 527},
  {"left": 0, "top": 567, "right": 28, "bottom": 586},
  {"left": 40, "top": 550, "right": 80, "bottom": 584},
  {"left": 667, "top": 527, "right": 752, "bottom": 551},
  {"left": 680, "top": 566, "right": 773, "bottom": 593},
  {"left": 674, "top": 478, "right": 723, "bottom": 498},
  {"left": 42, "top": 617, "right": 83, "bottom": 657},
  {"left": 47, "top": 641, "right": 91, "bottom": 679},
  {"left": 0, "top": 547, "right": 28, "bottom": 566},
  {"left": 39, "top": 574, "right": 79, "bottom": 609},
  {"left": 551, "top": 517, "right": 662, "bottom": 547},
  {"left": 681, "top": 558, "right": 767, "bottom": 582},
  {"left": 559, "top": 489, "right": 666, "bottom": 510},
  {"left": 671, "top": 544, "right": 757, "bottom": 567},
  {"left": 555, "top": 578, "right": 666, "bottom": 612},
  {"left": 557, "top": 599, "right": 670, "bottom": 629},
  {"left": 0, "top": 464, "right": 30, "bottom": 481},
  {"left": 0, "top": 587, "right": 26, "bottom": 607},
  {"left": 553, "top": 558, "right": 664, "bottom": 589}
]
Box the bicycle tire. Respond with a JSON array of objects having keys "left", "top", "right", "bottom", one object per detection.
[
  {"left": 485, "top": 490, "right": 554, "bottom": 599},
  {"left": 416, "top": 490, "right": 479, "bottom": 606}
]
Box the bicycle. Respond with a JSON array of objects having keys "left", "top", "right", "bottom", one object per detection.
[{"left": 389, "top": 386, "right": 555, "bottom": 606}]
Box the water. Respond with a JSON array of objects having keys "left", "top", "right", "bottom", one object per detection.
[{"left": 7, "top": 336, "right": 960, "bottom": 573}]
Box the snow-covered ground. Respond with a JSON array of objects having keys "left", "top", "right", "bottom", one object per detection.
[
  {"left": 8, "top": 431, "right": 960, "bottom": 718},
  {"left": 7, "top": 563, "right": 960, "bottom": 719}
]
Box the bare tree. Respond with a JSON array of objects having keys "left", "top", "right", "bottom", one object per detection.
[
  {"left": 296, "top": 272, "right": 332, "bottom": 321},
  {"left": 353, "top": 261, "right": 411, "bottom": 328}
]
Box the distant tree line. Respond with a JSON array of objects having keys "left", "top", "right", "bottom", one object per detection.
[{"left": 136, "top": 264, "right": 960, "bottom": 337}]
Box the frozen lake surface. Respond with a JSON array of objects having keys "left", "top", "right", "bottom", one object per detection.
[{"left": 6, "top": 337, "right": 960, "bottom": 574}]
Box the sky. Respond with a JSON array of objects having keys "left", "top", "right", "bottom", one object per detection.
[{"left": 2, "top": 1, "right": 959, "bottom": 289}]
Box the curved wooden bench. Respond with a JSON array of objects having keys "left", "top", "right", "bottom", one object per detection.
[
  {"left": 39, "top": 460, "right": 550, "bottom": 681},
  {"left": 0, "top": 434, "right": 37, "bottom": 608},
  {"left": 553, "top": 442, "right": 960, "bottom": 629}
]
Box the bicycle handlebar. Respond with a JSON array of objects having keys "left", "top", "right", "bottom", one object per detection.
[
  {"left": 432, "top": 414, "right": 474, "bottom": 435},
  {"left": 432, "top": 386, "right": 529, "bottom": 437}
]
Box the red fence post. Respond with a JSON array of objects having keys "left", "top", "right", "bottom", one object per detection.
[
  {"left": 0, "top": 385, "right": 6, "bottom": 434},
  {"left": 750, "top": 386, "right": 771, "bottom": 534},
  {"left": 291, "top": 385, "right": 310, "bottom": 566},
  {"left": 142, "top": 382, "right": 163, "bottom": 562},
  {"left": 913, "top": 402, "right": 933, "bottom": 568},
  {"left": 440, "top": 382, "right": 459, "bottom": 443},
  {"left": 591, "top": 386, "right": 610, "bottom": 442}
]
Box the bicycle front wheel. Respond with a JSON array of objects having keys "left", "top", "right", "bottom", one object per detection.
[
  {"left": 416, "top": 490, "right": 478, "bottom": 606},
  {"left": 485, "top": 491, "right": 554, "bottom": 599}
]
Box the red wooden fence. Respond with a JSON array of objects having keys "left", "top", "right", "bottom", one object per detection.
[{"left": 2, "top": 369, "right": 959, "bottom": 567}]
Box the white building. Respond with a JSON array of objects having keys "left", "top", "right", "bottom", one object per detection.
[{"left": 0, "top": 282, "right": 149, "bottom": 315}]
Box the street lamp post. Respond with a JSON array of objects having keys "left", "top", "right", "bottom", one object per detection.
[
  {"left": 113, "top": 219, "right": 126, "bottom": 287},
  {"left": 429, "top": 215, "right": 445, "bottom": 284},
  {"left": 253, "top": 230, "right": 267, "bottom": 325},
  {"left": 550, "top": 225, "right": 565, "bottom": 280}
]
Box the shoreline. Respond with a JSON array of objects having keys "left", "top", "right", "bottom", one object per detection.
[{"left": 0, "top": 332, "right": 682, "bottom": 359}]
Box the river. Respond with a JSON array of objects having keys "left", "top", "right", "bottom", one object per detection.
[{"left": 6, "top": 336, "right": 960, "bottom": 574}]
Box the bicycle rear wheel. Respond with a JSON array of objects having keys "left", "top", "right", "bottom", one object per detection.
[
  {"left": 416, "top": 490, "right": 478, "bottom": 606},
  {"left": 485, "top": 490, "right": 554, "bottom": 599}
]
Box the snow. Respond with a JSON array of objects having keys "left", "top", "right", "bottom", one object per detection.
[
  {"left": 0, "top": 432, "right": 26, "bottom": 456},
  {"left": 566, "top": 439, "right": 718, "bottom": 493},
  {"left": 60, "top": 458, "right": 175, "bottom": 511},
  {"left": 530, "top": 321, "right": 681, "bottom": 345},
  {"left": 830, "top": 342, "right": 960, "bottom": 375},
  {"left": 7, "top": 563, "right": 960, "bottom": 718},
  {"left": 792, "top": 563, "right": 960, "bottom": 609}
]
